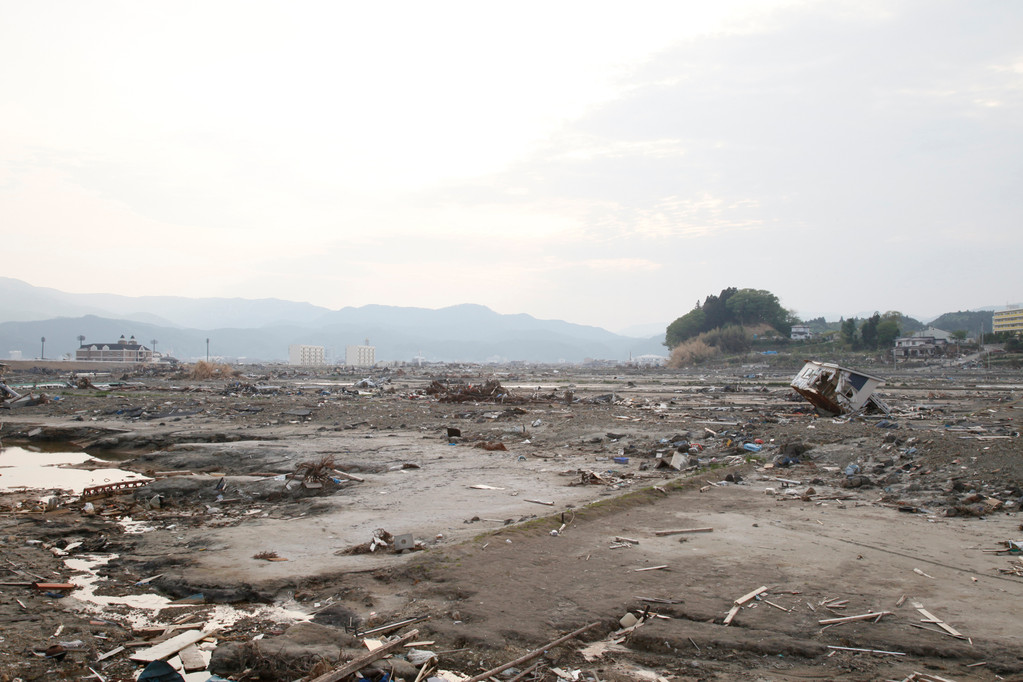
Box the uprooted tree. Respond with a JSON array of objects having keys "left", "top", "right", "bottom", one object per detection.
[{"left": 665, "top": 288, "right": 795, "bottom": 349}]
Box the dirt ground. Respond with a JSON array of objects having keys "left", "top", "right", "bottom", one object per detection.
[{"left": 1, "top": 363, "right": 1021, "bottom": 681}]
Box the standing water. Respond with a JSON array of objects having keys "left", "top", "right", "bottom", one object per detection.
[{"left": 0, "top": 445, "right": 149, "bottom": 493}]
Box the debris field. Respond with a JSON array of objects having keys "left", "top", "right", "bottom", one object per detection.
[{"left": 0, "top": 363, "right": 1021, "bottom": 681}]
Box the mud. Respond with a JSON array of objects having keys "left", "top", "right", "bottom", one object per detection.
[{"left": 0, "top": 364, "right": 1021, "bottom": 681}]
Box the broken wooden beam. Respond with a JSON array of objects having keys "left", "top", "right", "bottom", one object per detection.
[
  {"left": 332, "top": 469, "right": 365, "bottom": 483},
  {"left": 357, "top": 615, "right": 430, "bottom": 638},
  {"left": 913, "top": 604, "right": 964, "bottom": 639},
  {"left": 130, "top": 629, "right": 210, "bottom": 663},
  {"left": 33, "top": 582, "right": 77, "bottom": 591},
  {"left": 95, "top": 646, "right": 125, "bottom": 663},
  {"left": 463, "top": 622, "right": 599, "bottom": 682},
  {"left": 308, "top": 629, "right": 420, "bottom": 682},
  {"left": 818, "top": 611, "right": 893, "bottom": 625},
  {"left": 827, "top": 645, "right": 905, "bottom": 656},
  {"left": 177, "top": 644, "right": 206, "bottom": 673},
  {"left": 734, "top": 586, "right": 768, "bottom": 606},
  {"left": 654, "top": 528, "right": 713, "bottom": 536}
]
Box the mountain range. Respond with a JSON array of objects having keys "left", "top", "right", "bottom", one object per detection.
[{"left": 0, "top": 278, "right": 667, "bottom": 363}]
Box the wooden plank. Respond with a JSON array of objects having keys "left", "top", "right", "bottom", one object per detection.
[
  {"left": 33, "top": 582, "right": 77, "bottom": 591},
  {"left": 130, "top": 629, "right": 210, "bottom": 663},
  {"left": 308, "top": 629, "right": 420, "bottom": 682},
  {"left": 654, "top": 528, "right": 713, "bottom": 536},
  {"left": 734, "top": 586, "right": 768, "bottom": 606},
  {"left": 762, "top": 600, "right": 791, "bottom": 612},
  {"left": 818, "top": 611, "right": 892, "bottom": 625},
  {"left": 722, "top": 605, "right": 741, "bottom": 626},
  {"left": 826, "top": 645, "right": 904, "bottom": 656},
  {"left": 95, "top": 646, "right": 125, "bottom": 663},
  {"left": 462, "top": 623, "right": 599, "bottom": 682},
  {"left": 634, "top": 565, "right": 668, "bottom": 572},
  {"left": 332, "top": 469, "right": 365, "bottom": 483},
  {"left": 524, "top": 499, "right": 554, "bottom": 506},
  {"left": 915, "top": 607, "right": 964, "bottom": 638},
  {"left": 177, "top": 644, "right": 206, "bottom": 673}
]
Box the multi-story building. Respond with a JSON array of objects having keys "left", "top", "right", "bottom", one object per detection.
[
  {"left": 76, "top": 335, "right": 153, "bottom": 363},
  {"left": 288, "top": 344, "right": 326, "bottom": 365},
  {"left": 993, "top": 306, "right": 1023, "bottom": 335},
  {"left": 345, "top": 344, "right": 376, "bottom": 367},
  {"left": 790, "top": 324, "right": 812, "bottom": 341},
  {"left": 893, "top": 328, "right": 951, "bottom": 358}
]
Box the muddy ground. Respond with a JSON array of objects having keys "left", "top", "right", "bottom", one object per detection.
[{"left": 1, "top": 363, "right": 1021, "bottom": 681}]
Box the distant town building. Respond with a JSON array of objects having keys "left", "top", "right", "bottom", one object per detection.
[
  {"left": 76, "top": 335, "right": 153, "bottom": 363},
  {"left": 345, "top": 343, "right": 376, "bottom": 367},
  {"left": 634, "top": 354, "right": 668, "bottom": 367},
  {"left": 289, "top": 344, "right": 326, "bottom": 365},
  {"left": 8, "top": 351, "right": 22, "bottom": 360},
  {"left": 893, "top": 328, "right": 951, "bottom": 359},
  {"left": 790, "top": 324, "right": 812, "bottom": 341},
  {"left": 993, "top": 306, "right": 1023, "bottom": 335}
]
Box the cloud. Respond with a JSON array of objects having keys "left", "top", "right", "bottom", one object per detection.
[{"left": 1, "top": 1, "right": 1021, "bottom": 330}]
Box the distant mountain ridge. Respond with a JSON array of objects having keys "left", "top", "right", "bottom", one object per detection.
[
  {"left": 0, "top": 279, "right": 666, "bottom": 363},
  {"left": 0, "top": 277, "right": 333, "bottom": 329}
]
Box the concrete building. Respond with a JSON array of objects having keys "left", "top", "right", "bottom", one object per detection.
[
  {"left": 993, "top": 306, "right": 1023, "bottom": 335},
  {"left": 289, "top": 344, "right": 326, "bottom": 365},
  {"left": 345, "top": 343, "right": 376, "bottom": 367},
  {"left": 76, "top": 335, "right": 153, "bottom": 363}
]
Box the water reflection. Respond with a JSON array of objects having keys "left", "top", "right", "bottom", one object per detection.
[{"left": 0, "top": 446, "right": 149, "bottom": 493}]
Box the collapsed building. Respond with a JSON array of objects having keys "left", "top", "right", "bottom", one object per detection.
[{"left": 790, "top": 360, "right": 887, "bottom": 416}]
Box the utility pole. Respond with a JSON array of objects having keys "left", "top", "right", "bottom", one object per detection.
[
  {"left": 151, "top": 339, "right": 158, "bottom": 361},
  {"left": 206, "top": 338, "right": 210, "bottom": 363}
]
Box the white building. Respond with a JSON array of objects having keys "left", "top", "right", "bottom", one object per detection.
[
  {"left": 893, "top": 328, "right": 950, "bottom": 359},
  {"left": 790, "top": 325, "right": 812, "bottom": 341},
  {"left": 791, "top": 361, "right": 886, "bottom": 416},
  {"left": 289, "top": 344, "right": 325, "bottom": 365},
  {"left": 345, "top": 344, "right": 376, "bottom": 367}
]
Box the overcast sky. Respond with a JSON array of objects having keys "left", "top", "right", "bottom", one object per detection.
[{"left": 2, "top": 1, "right": 1020, "bottom": 334}]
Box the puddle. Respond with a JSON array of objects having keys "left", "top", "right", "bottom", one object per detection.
[
  {"left": 0, "top": 446, "right": 150, "bottom": 494},
  {"left": 65, "top": 555, "right": 309, "bottom": 630}
]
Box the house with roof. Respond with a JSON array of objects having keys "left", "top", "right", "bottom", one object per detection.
[
  {"left": 75, "top": 335, "right": 153, "bottom": 363},
  {"left": 893, "top": 327, "right": 951, "bottom": 359}
]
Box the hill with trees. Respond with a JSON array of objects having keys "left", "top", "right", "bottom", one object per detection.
[
  {"left": 665, "top": 288, "right": 795, "bottom": 348},
  {"left": 927, "top": 310, "right": 992, "bottom": 337}
]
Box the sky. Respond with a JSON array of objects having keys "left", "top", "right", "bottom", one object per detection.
[{"left": 1, "top": 1, "right": 1021, "bottom": 335}]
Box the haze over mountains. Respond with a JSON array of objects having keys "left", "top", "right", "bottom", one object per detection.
[{"left": 0, "top": 278, "right": 667, "bottom": 363}]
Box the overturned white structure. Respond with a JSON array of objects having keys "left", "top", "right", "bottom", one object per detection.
[{"left": 790, "top": 361, "right": 886, "bottom": 416}]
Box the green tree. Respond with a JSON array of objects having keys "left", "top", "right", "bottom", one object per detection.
[
  {"left": 860, "top": 313, "right": 881, "bottom": 349},
  {"left": 702, "top": 288, "right": 737, "bottom": 330},
  {"left": 665, "top": 308, "right": 706, "bottom": 348},
  {"left": 877, "top": 319, "right": 900, "bottom": 348},
  {"left": 950, "top": 330, "right": 968, "bottom": 342},
  {"left": 841, "top": 318, "right": 858, "bottom": 347},
  {"left": 725, "top": 288, "right": 789, "bottom": 330}
]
